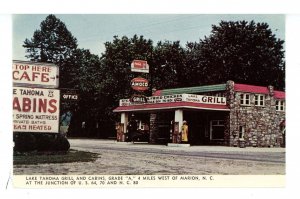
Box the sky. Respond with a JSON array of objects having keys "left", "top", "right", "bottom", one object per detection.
[{"left": 13, "top": 14, "right": 285, "bottom": 60}]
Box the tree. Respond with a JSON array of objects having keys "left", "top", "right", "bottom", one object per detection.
[
  {"left": 98, "top": 35, "right": 153, "bottom": 121},
  {"left": 193, "top": 20, "right": 285, "bottom": 89},
  {"left": 23, "top": 15, "right": 103, "bottom": 137},
  {"left": 65, "top": 49, "right": 102, "bottom": 137},
  {"left": 23, "top": 14, "right": 78, "bottom": 88},
  {"left": 23, "top": 14, "right": 78, "bottom": 63},
  {"left": 151, "top": 40, "right": 187, "bottom": 89}
]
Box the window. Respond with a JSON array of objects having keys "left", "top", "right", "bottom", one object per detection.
[
  {"left": 240, "top": 93, "right": 250, "bottom": 105},
  {"left": 255, "top": 94, "right": 265, "bottom": 106},
  {"left": 276, "top": 100, "right": 285, "bottom": 111},
  {"left": 239, "top": 126, "right": 245, "bottom": 139},
  {"left": 210, "top": 120, "right": 225, "bottom": 140}
]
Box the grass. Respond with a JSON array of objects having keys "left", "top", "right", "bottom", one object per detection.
[{"left": 13, "top": 150, "right": 99, "bottom": 165}]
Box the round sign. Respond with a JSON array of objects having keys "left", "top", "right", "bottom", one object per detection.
[{"left": 131, "top": 77, "right": 149, "bottom": 91}]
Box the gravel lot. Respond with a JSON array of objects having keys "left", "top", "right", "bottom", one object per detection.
[{"left": 13, "top": 139, "right": 285, "bottom": 175}]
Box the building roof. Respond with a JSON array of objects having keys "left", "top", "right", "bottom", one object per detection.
[
  {"left": 153, "top": 84, "right": 227, "bottom": 96},
  {"left": 153, "top": 82, "right": 285, "bottom": 99},
  {"left": 234, "top": 83, "right": 285, "bottom": 99},
  {"left": 113, "top": 102, "right": 230, "bottom": 113},
  {"left": 234, "top": 83, "right": 269, "bottom": 94},
  {"left": 274, "top": 91, "right": 285, "bottom": 99}
]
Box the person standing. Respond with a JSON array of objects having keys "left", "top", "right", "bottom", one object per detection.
[{"left": 181, "top": 120, "right": 189, "bottom": 143}]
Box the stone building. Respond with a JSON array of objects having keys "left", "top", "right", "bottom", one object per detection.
[{"left": 113, "top": 80, "right": 285, "bottom": 147}]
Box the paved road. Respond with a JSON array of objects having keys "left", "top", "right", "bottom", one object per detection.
[
  {"left": 69, "top": 138, "right": 285, "bottom": 163},
  {"left": 13, "top": 138, "right": 285, "bottom": 175}
]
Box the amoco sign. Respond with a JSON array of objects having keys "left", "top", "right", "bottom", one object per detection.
[{"left": 131, "top": 77, "right": 149, "bottom": 91}]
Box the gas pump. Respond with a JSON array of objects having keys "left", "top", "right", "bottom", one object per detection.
[
  {"left": 172, "top": 121, "right": 180, "bottom": 143},
  {"left": 115, "top": 122, "right": 125, "bottom": 142}
]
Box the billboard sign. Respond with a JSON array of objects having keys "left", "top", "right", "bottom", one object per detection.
[
  {"left": 131, "top": 77, "right": 149, "bottom": 91},
  {"left": 13, "top": 87, "right": 60, "bottom": 133},
  {"left": 131, "top": 60, "right": 149, "bottom": 73},
  {"left": 13, "top": 60, "right": 59, "bottom": 88},
  {"left": 119, "top": 94, "right": 226, "bottom": 106}
]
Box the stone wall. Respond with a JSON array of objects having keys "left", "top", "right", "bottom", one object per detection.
[{"left": 226, "top": 81, "right": 285, "bottom": 147}]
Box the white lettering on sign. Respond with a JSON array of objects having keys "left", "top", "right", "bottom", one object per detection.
[
  {"left": 131, "top": 60, "right": 149, "bottom": 73},
  {"left": 13, "top": 87, "right": 60, "bottom": 133},
  {"left": 12, "top": 61, "right": 59, "bottom": 88},
  {"left": 63, "top": 94, "right": 78, "bottom": 100},
  {"left": 119, "top": 94, "right": 226, "bottom": 106},
  {"left": 183, "top": 94, "right": 226, "bottom": 104},
  {"left": 131, "top": 82, "right": 149, "bottom": 87}
]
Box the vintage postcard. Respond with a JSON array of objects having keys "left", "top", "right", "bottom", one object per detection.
[{"left": 10, "top": 13, "right": 286, "bottom": 189}]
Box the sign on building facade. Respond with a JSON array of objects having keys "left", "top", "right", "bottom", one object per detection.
[{"left": 119, "top": 94, "right": 226, "bottom": 106}]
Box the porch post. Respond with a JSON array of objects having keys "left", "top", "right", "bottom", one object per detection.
[
  {"left": 175, "top": 109, "right": 183, "bottom": 143},
  {"left": 121, "top": 112, "right": 128, "bottom": 134},
  {"left": 175, "top": 109, "right": 183, "bottom": 129}
]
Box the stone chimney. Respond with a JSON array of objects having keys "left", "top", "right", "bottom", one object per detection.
[{"left": 268, "top": 85, "right": 274, "bottom": 96}]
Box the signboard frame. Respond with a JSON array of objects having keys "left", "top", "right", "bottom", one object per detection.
[
  {"left": 131, "top": 77, "right": 149, "bottom": 91},
  {"left": 131, "top": 60, "right": 149, "bottom": 73},
  {"left": 120, "top": 94, "right": 226, "bottom": 106},
  {"left": 13, "top": 87, "right": 60, "bottom": 133},
  {"left": 13, "top": 60, "right": 59, "bottom": 88}
]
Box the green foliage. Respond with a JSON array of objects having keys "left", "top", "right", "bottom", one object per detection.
[
  {"left": 194, "top": 20, "right": 285, "bottom": 89},
  {"left": 35, "top": 134, "right": 55, "bottom": 151},
  {"left": 53, "top": 134, "right": 70, "bottom": 151},
  {"left": 13, "top": 133, "right": 37, "bottom": 152},
  {"left": 151, "top": 40, "right": 186, "bottom": 89},
  {"left": 22, "top": 15, "right": 286, "bottom": 138},
  {"left": 14, "top": 150, "right": 98, "bottom": 165},
  {"left": 13, "top": 133, "right": 70, "bottom": 152},
  {"left": 23, "top": 14, "right": 79, "bottom": 89},
  {"left": 23, "top": 14, "right": 78, "bottom": 63},
  {"left": 98, "top": 35, "right": 154, "bottom": 122}
]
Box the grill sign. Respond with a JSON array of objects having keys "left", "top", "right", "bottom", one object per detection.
[
  {"left": 131, "top": 77, "right": 149, "bottom": 91},
  {"left": 130, "top": 95, "right": 148, "bottom": 104}
]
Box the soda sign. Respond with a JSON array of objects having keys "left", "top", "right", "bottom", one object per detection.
[
  {"left": 131, "top": 60, "right": 149, "bottom": 73},
  {"left": 131, "top": 77, "right": 149, "bottom": 91},
  {"left": 13, "top": 87, "right": 60, "bottom": 133},
  {"left": 13, "top": 60, "right": 59, "bottom": 88}
]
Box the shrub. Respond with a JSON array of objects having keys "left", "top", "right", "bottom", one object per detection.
[
  {"left": 14, "top": 133, "right": 70, "bottom": 153},
  {"left": 35, "top": 134, "right": 56, "bottom": 151},
  {"left": 52, "top": 134, "right": 70, "bottom": 151},
  {"left": 13, "top": 133, "right": 37, "bottom": 152}
]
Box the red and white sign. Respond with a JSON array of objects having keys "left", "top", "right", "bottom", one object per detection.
[
  {"left": 120, "top": 94, "right": 226, "bottom": 106},
  {"left": 131, "top": 77, "right": 149, "bottom": 91},
  {"left": 13, "top": 61, "right": 59, "bottom": 88},
  {"left": 131, "top": 60, "right": 149, "bottom": 73},
  {"left": 13, "top": 87, "right": 60, "bottom": 133}
]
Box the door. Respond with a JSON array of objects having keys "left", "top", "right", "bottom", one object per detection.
[{"left": 210, "top": 120, "right": 225, "bottom": 141}]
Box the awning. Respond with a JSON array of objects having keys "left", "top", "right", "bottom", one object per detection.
[{"left": 113, "top": 102, "right": 230, "bottom": 113}]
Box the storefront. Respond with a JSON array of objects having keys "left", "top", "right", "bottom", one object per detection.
[{"left": 113, "top": 80, "right": 285, "bottom": 147}]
